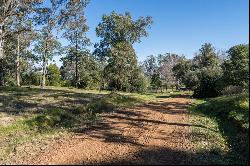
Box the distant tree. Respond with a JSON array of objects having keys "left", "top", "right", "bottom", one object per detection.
[
  {"left": 59, "top": 0, "right": 90, "bottom": 88},
  {"left": 172, "top": 58, "right": 192, "bottom": 86},
  {"left": 22, "top": 67, "right": 41, "bottom": 86},
  {"left": 61, "top": 52, "right": 101, "bottom": 89},
  {"left": 183, "top": 70, "right": 199, "bottom": 90},
  {"left": 34, "top": 28, "right": 61, "bottom": 88},
  {"left": 95, "top": 11, "right": 153, "bottom": 91},
  {"left": 157, "top": 53, "right": 183, "bottom": 90},
  {"left": 151, "top": 73, "right": 162, "bottom": 92},
  {"left": 47, "top": 63, "right": 61, "bottom": 86},
  {"left": 60, "top": 56, "right": 75, "bottom": 87},
  {"left": 128, "top": 66, "right": 149, "bottom": 93},
  {"left": 172, "top": 43, "right": 222, "bottom": 98},
  {"left": 78, "top": 53, "right": 101, "bottom": 89},
  {"left": 33, "top": 1, "right": 65, "bottom": 89},
  {"left": 103, "top": 41, "right": 137, "bottom": 91},
  {"left": 143, "top": 55, "right": 158, "bottom": 78},
  {"left": 192, "top": 43, "right": 222, "bottom": 98},
  {"left": 193, "top": 43, "right": 220, "bottom": 69},
  {"left": 222, "top": 44, "right": 249, "bottom": 88}
]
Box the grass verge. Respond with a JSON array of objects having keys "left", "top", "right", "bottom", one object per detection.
[{"left": 189, "top": 93, "right": 249, "bottom": 165}]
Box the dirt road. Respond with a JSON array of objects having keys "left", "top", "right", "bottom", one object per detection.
[{"left": 31, "top": 96, "right": 195, "bottom": 165}]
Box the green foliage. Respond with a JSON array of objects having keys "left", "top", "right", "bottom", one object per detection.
[
  {"left": 96, "top": 11, "right": 153, "bottom": 45},
  {"left": 60, "top": 0, "right": 91, "bottom": 87},
  {"left": 95, "top": 12, "right": 152, "bottom": 92},
  {"left": 128, "top": 67, "right": 149, "bottom": 93},
  {"left": 173, "top": 43, "right": 223, "bottom": 98},
  {"left": 194, "top": 93, "right": 249, "bottom": 130},
  {"left": 181, "top": 43, "right": 249, "bottom": 98},
  {"left": 21, "top": 70, "right": 41, "bottom": 86},
  {"left": 150, "top": 73, "right": 162, "bottom": 90},
  {"left": 192, "top": 43, "right": 222, "bottom": 98},
  {"left": 183, "top": 70, "right": 199, "bottom": 90},
  {"left": 78, "top": 55, "right": 102, "bottom": 89},
  {"left": 193, "top": 43, "right": 220, "bottom": 69},
  {"left": 104, "top": 41, "right": 138, "bottom": 91},
  {"left": 193, "top": 67, "right": 223, "bottom": 98},
  {"left": 47, "top": 64, "right": 62, "bottom": 86},
  {"left": 222, "top": 44, "right": 249, "bottom": 88},
  {"left": 191, "top": 94, "right": 249, "bottom": 164},
  {"left": 61, "top": 53, "right": 101, "bottom": 89},
  {"left": 172, "top": 59, "right": 192, "bottom": 84}
]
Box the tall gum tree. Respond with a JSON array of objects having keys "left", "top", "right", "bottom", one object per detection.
[
  {"left": 58, "top": 0, "right": 90, "bottom": 88},
  {"left": 95, "top": 11, "right": 153, "bottom": 91},
  {"left": 34, "top": 2, "right": 62, "bottom": 88},
  {"left": 0, "top": 0, "right": 42, "bottom": 86}
]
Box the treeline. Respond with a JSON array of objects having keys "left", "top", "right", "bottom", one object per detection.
[
  {"left": 143, "top": 43, "right": 248, "bottom": 98},
  {"left": 0, "top": 0, "right": 152, "bottom": 93},
  {"left": 0, "top": 1, "right": 248, "bottom": 98}
]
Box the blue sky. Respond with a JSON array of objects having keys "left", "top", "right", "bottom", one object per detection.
[{"left": 53, "top": 0, "right": 249, "bottom": 66}]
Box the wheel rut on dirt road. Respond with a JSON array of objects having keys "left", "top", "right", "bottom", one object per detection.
[{"left": 32, "top": 96, "right": 196, "bottom": 165}]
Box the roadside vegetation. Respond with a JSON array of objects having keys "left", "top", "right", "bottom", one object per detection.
[{"left": 189, "top": 93, "right": 249, "bottom": 165}]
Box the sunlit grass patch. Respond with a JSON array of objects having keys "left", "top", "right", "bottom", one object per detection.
[{"left": 189, "top": 93, "right": 249, "bottom": 165}]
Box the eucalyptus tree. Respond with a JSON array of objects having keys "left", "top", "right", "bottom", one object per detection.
[
  {"left": 11, "top": 9, "right": 36, "bottom": 86},
  {"left": 222, "top": 44, "right": 249, "bottom": 88},
  {"left": 0, "top": 0, "right": 42, "bottom": 86},
  {"left": 173, "top": 43, "right": 222, "bottom": 98},
  {"left": 157, "top": 53, "right": 183, "bottom": 90},
  {"left": 95, "top": 11, "right": 153, "bottom": 91},
  {"left": 34, "top": 28, "right": 61, "bottom": 88},
  {"left": 143, "top": 55, "right": 158, "bottom": 78},
  {"left": 33, "top": 2, "right": 62, "bottom": 88},
  {"left": 193, "top": 43, "right": 220, "bottom": 69},
  {"left": 58, "top": 0, "right": 90, "bottom": 88},
  {"left": 61, "top": 51, "right": 101, "bottom": 89}
]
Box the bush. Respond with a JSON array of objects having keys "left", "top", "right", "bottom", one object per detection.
[
  {"left": 221, "top": 85, "right": 244, "bottom": 95},
  {"left": 194, "top": 93, "right": 249, "bottom": 130},
  {"left": 26, "top": 109, "right": 74, "bottom": 130},
  {"left": 193, "top": 67, "right": 223, "bottom": 98}
]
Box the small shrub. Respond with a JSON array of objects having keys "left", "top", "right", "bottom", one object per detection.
[{"left": 26, "top": 109, "right": 74, "bottom": 130}]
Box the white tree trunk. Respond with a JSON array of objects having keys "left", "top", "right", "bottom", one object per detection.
[
  {"left": 0, "top": 22, "right": 4, "bottom": 60},
  {"left": 16, "top": 33, "right": 20, "bottom": 86},
  {"left": 42, "top": 56, "right": 46, "bottom": 89},
  {"left": 0, "top": 23, "right": 5, "bottom": 86}
]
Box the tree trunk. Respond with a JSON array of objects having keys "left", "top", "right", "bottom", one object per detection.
[
  {"left": 75, "top": 42, "right": 78, "bottom": 88},
  {"left": 16, "top": 33, "right": 20, "bottom": 86},
  {"left": 0, "top": 23, "right": 5, "bottom": 86},
  {"left": 0, "top": 59, "right": 4, "bottom": 86},
  {"left": 42, "top": 39, "right": 48, "bottom": 89},
  {"left": 42, "top": 55, "right": 46, "bottom": 89}
]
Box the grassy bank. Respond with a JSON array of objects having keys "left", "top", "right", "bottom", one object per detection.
[{"left": 189, "top": 93, "right": 249, "bottom": 165}]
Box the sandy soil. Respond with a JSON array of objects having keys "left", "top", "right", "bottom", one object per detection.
[{"left": 27, "top": 96, "right": 195, "bottom": 165}]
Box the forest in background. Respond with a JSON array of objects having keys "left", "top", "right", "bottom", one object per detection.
[{"left": 0, "top": 0, "right": 248, "bottom": 99}]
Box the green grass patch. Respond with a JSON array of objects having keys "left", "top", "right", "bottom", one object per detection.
[{"left": 189, "top": 93, "right": 249, "bottom": 165}]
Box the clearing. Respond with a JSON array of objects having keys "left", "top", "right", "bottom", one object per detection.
[
  {"left": 31, "top": 97, "right": 194, "bottom": 165},
  {"left": 0, "top": 87, "right": 244, "bottom": 165}
]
